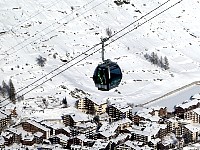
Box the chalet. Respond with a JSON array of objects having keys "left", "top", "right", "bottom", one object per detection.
[
  {"left": 184, "top": 107, "right": 200, "bottom": 123},
  {"left": 96, "top": 122, "right": 119, "bottom": 140},
  {"left": 74, "top": 122, "right": 96, "bottom": 139},
  {"left": 91, "top": 139, "right": 110, "bottom": 150},
  {"left": 157, "top": 141, "right": 176, "bottom": 150},
  {"left": 115, "top": 118, "right": 132, "bottom": 133},
  {"left": 166, "top": 118, "right": 180, "bottom": 133},
  {"left": 149, "top": 106, "right": 167, "bottom": 118},
  {"left": 157, "top": 133, "right": 177, "bottom": 150},
  {"left": 175, "top": 99, "right": 200, "bottom": 118},
  {"left": 148, "top": 138, "right": 161, "bottom": 149},
  {"left": 131, "top": 122, "right": 168, "bottom": 145},
  {"left": 190, "top": 93, "right": 200, "bottom": 100},
  {"left": 77, "top": 97, "right": 107, "bottom": 115},
  {"left": 22, "top": 119, "right": 51, "bottom": 139},
  {"left": 62, "top": 108, "right": 91, "bottom": 127},
  {"left": 40, "top": 121, "right": 70, "bottom": 136},
  {"left": 106, "top": 102, "right": 132, "bottom": 122},
  {"left": 49, "top": 134, "right": 69, "bottom": 148},
  {"left": 111, "top": 133, "right": 131, "bottom": 147},
  {"left": 21, "top": 134, "right": 35, "bottom": 146},
  {"left": 183, "top": 123, "right": 200, "bottom": 144},
  {"left": 71, "top": 145, "right": 90, "bottom": 150},
  {"left": 34, "top": 132, "right": 43, "bottom": 144},
  {"left": 132, "top": 108, "right": 161, "bottom": 125},
  {"left": 1, "top": 131, "right": 13, "bottom": 146},
  {"left": 68, "top": 134, "right": 92, "bottom": 148},
  {"left": 116, "top": 140, "right": 141, "bottom": 150},
  {"left": 0, "top": 110, "right": 11, "bottom": 132},
  {"left": 7, "top": 128, "right": 21, "bottom": 144}
]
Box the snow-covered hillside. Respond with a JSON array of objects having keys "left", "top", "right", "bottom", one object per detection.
[{"left": 0, "top": 0, "right": 200, "bottom": 109}]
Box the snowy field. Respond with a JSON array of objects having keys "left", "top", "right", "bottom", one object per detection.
[
  {"left": 146, "top": 84, "right": 200, "bottom": 111},
  {"left": 0, "top": 0, "right": 200, "bottom": 111}
]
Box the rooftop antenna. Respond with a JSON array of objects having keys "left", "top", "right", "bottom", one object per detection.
[{"left": 101, "top": 37, "right": 108, "bottom": 62}]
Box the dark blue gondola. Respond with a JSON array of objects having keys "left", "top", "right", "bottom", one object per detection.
[{"left": 93, "top": 38, "right": 122, "bottom": 91}]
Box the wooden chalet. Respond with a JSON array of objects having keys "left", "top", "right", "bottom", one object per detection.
[
  {"left": 22, "top": 119, "right": 51, "bottom": 139},
  {"left": 106, "top": 102, "right": 132, "bottom": 122},
  {"left": 77, "top": 97, "right": 107, "bottom": 115},
  {"left": 62, "top": 108, "right": 91, "bottom": 127},
  {"left": 174, "top": 99, "right": 200, "bottom": 118}
]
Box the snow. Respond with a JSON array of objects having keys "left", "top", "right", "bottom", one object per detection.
[
  {"left": 185, "top": 123, "right": 200, "bottom": 133},
  {"left": 0, "top": 0, "right": 199, "bottom": 109},
  {"left": 146, "top": 85, "right": 200, "bottom": 111},
  {"left": 1, "top": 0, "right": 200, "bottom": 148}
]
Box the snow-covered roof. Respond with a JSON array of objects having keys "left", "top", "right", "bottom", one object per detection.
[
  {"left": 150, "top": 106, "right": 166, "bottom": 110},
  {"left": 26, "top": 120, "right": 51, "bottom": 132},
  {"left": 86, "top": 95, "right": 107, "bottom": 105},
  {"left": 92, "top": 139, "right": 109, "bottom": 149},
  {"left": 76, "top": 134, "right": 87, "bottom": 142},
  {"left": 191, "top": 93, "right": 200, "bottom": 100},
  {"left": 185, "top": 123, "right": 200, "bottom": 133},
  {"left": 133, "top": 122, "right": 167, "bottom": 137},
  {"left": 162, "top": 133, "right": 177, "bottom": 146},
  {"left": 98, "top": 118, "right": 131, "bottom": 138},
  {"left": 123, "top": 140, "right": 141, "bottom": 149},
  {"left": 75, "top": 122, "right": 96, "bottom": 129},
  {"left": 176, "top": 99, "right": 200, "bottom": 109},
  {"left": 144, "top": 122, "right": 167, "bottom": 135},
  {"left": 56, "top": 134, "right": 69, "bottom": 142},
  {"left": 167, "top": 117, "right": 179, "bottom": 123},
  {"left": 193, "top": 108, "right": 200, "bottom": 115},
  {"left": 41, "top": 121, "right": 65, "bottom": 130},
  {"left": 132, "top": 129, "right": 151, "bottom": 137},
  {"left": 111, "top": 133, "right": 131, "bottom": 144},
  {"left": 7, "top": 128, "right": 21, "bottom": 135},
  {"left": 111, "top": 101, "right": 132, "bottom": 113},
  {"left": 150, "top": 138, "right": 161, "bottom": 145},
  {"left": 63, "top": 126, "right": 71, "bottom": 133},
  {"left": 1, "top": 131, "right": 13, "bottom": 139},
  {"left": 27, "top": 107, "right": 74, "bottom": 120},
  {"left": 34, "top": 132, "right": 43, "bottom": 137},
  {"left": 98, "top": 122, "right": 118, "bottom": 138},
  {"left": 136, "top": 107, "right": 161, "bottom": 122},
  {"left": 63, "top": 107, "right": 91, "bottom": 122}
]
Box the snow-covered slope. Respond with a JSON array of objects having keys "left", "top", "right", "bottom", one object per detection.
[{"left": 0, "top": 0, "right": 200, "bottom": 108}]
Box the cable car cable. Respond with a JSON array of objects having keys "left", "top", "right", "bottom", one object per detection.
[
  {"left": 1, "top": 0, "right": 183, "bottom": 106},
  {"left": 0, "top": 0, "right": 107, "bottom": 61}
]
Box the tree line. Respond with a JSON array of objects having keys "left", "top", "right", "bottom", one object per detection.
[
  {"left": 144, "top": 52, "right": 169, "bottom": 70},
  {"left": 0, "top": 79, "right": 16, "bottom": 104}
]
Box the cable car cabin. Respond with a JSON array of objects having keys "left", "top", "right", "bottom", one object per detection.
[{"left": 93, "top": 59, "right": 122, "bottom": 91}]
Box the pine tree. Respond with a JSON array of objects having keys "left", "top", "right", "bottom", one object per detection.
[
  {"left": 144, "top": 53, "right": 150, "bottom": 60},
  {"left": 160, "top": 56, "right": 164, "bottom": 68},
  {"left": 163, "top": 56, "right": 170, "bottom": 70},
  {"left": 154, "top": 53, "right": 159, "bottom": 65},
  {"left": 2, "top": 80, "right": 9, "bottom": 97},
  {"left": 151, "top": 52, "right": 158, "bottom": 64},
  {"left": 74, "top": 100, "right": 79, "bottom": 109},
  {"left": 62, "top": 97, "right": 68, "bottom": 108},
  {"left": 9, "top": 79, "right": 16, "bottom": 104}
]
